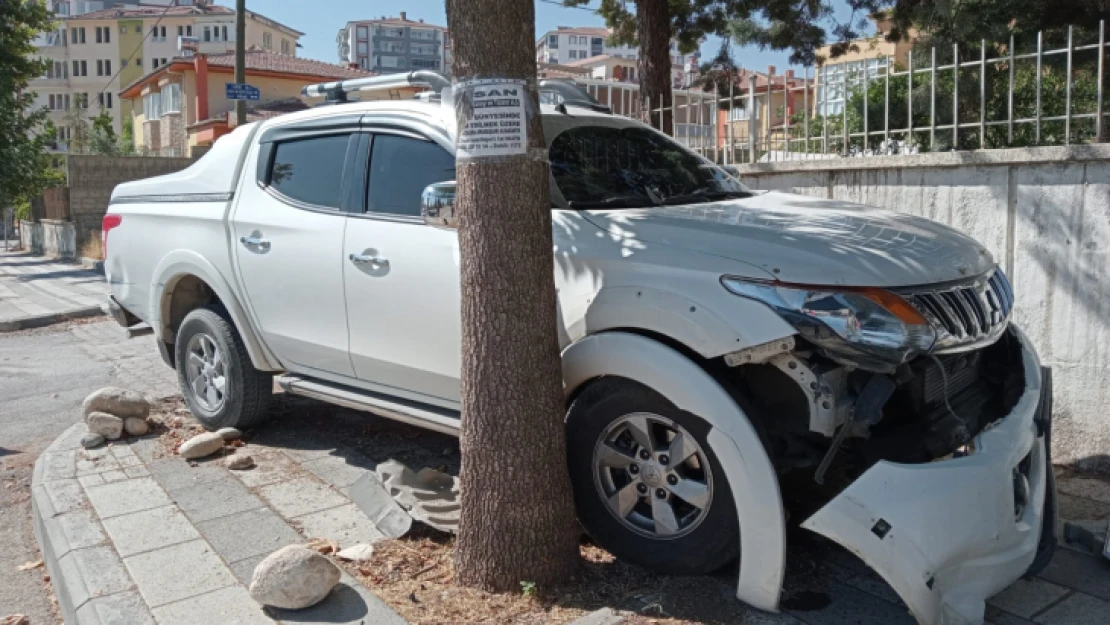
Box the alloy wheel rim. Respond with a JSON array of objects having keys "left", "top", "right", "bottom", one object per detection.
[
  {"left": 592, "top": 412, "right": 713, "bottom": 540},
  {"left": 185, "top": 333, "right": 227, "bottom": 412}
]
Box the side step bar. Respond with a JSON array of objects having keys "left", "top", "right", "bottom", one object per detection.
[{"left": 276, "top": 375, "right": 461, "bottom": 436}]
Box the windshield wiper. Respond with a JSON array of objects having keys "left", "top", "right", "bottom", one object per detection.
[
  {"left": 661, "top": 190, "right": 752, "bottom": 205},
  {"left": 568, "top": 195, "right": 657, "bottom": 209}
]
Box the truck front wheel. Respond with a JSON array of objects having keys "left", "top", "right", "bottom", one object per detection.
[
  {"left": 175, "top": 307, "right": 272, "bottom": 430},
  {"left": 566, "top": 378, "right": 739, "bottom": 574}
]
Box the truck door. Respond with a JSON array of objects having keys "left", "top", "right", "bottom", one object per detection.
[
  {"left": 231, "top": 122, "right": 363, "bottom": 378},
  {"left": 342, "top": 129, "right": 462, "bottom": 405}
]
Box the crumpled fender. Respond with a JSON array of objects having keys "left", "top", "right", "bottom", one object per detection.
[
  {"left": 801, "top": 327, "right": 1047, "bottom": 625},
  {"left": 562, "top": 331, "right": 786, "bottom": 612}
]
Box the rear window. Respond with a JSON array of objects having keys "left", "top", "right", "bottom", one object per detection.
[{"left": 269, "top": 134, "right": 353, "bottom": 209}]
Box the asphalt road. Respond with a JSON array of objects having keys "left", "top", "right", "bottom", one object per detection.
[{"left": 0, "top": 319, "right": 174, "bottom": 622}]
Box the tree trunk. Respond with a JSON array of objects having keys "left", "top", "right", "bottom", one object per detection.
[
  {"left": 637, "top": 0, "right": 674, "bottom": 134},
  {"left": 445, "top": 0, "right": 581, "bottom": 593}
]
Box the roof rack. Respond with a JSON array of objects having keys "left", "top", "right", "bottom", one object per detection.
[{"left": 302, "top": 70, "right": 451, "bottom": 105}]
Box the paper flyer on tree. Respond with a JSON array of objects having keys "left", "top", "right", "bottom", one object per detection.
[{"left": 455, "top": 78, "right": 527, "bottom": 159}]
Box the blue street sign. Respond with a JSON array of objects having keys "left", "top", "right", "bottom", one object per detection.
[{"left": 226, "top": 83, "right": 261, "bottom": 101}]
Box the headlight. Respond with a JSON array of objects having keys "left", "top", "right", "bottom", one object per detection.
[{"left": 721, "top": 276, "right": 936, "bottom": 371}]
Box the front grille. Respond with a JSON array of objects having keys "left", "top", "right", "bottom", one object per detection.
[{"left": 905, "top": 269, "right": 1014, "bottom": 350}]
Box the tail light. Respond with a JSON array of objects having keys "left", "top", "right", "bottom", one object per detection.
[{"left": 102, "top": 214, "right": 122, "bottom": 260}]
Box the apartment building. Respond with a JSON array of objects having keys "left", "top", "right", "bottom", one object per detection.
[
  {"left": 535, "top": 26, "right": 698, "bottom": 69},
  {"left": 812, "top": 13, "right": 914, "bottom": 116},
  {"left": 30, "top": 0, "right": 302, "bottom": 151},
  {"left": 336, "top": 12, "right": 451, "bottom": 74},
  {"left": 121, "top": 50, "right": 369, "bottom": 156}
]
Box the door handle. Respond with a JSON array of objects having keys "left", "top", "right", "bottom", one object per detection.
[
  {"left": 240, "top": 235, "right": 271, "bottom": 250},
  {"left": 349, "top": 253, "right": 389, "bottom": 267}
]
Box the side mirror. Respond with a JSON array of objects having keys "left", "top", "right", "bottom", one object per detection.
[{"left": 421, "top": 181, "right": 457, "bottom": 229}]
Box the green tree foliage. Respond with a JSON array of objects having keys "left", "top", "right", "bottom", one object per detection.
[
  {"left": 0, "top": 0, "right": 61, "bottom": 208},
  {"left": 119, "top": 117, "right": 136, "bottom": 155},
  {"left": 790, "top": 58, "right": 1099, "bottom": 153},
  {"left": 89, "top": 108, "right": 120, "bottom": 155}
]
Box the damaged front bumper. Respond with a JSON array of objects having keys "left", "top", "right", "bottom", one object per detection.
[{"left": 801, "top": 325, "right": 1057, "bottom": 625}]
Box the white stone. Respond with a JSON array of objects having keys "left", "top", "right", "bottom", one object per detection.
[
  {"left": 335, "top": 544, "right": 374, "bottom": 562},
  {"left": 216, "top": 427, "right": 242, "bottom": 441},
  {"left": 223, "top": 454, "right": 255, "bottom": 470},
  {"left": 86, "top": 412, "right": 124, "bottom": 440},
  {"left": 178, "top": 432, "right": 224, "bottom": 459},
  {"left": 82, "top": 387, "right": 150, "bottom": 419},
  {"left": 123, "top": 417, "right": 149, "bottom": 436},
  {"left": 249, "top": 545, "right": 341, "bottom": 609},
  {"left": 80, "top": 433, "right": 105, "bottom": 449}
]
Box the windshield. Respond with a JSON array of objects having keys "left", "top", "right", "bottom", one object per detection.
[{"left": 549, "top": 125, "right": 752, "bottom": 209}]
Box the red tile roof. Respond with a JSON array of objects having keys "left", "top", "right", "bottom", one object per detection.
[
  {"left": 201, "top": 50, "right": 371, "bottom": 79},
  {"left": 120, "top": 50, "right": 372, "bottom": 97}
]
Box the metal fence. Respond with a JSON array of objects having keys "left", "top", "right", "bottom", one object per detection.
[{"left": 575, "top": 21, "right": 1108, "bottom": 163}]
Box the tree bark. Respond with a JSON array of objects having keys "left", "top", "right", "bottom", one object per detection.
[
  {"left": 445, "top": 0, "right": 581, "bottom": 593},
  {"left": 637, "top": 0, "right": 674, "bottom": 134}
]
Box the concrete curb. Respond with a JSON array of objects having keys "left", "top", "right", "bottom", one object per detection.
[
  {"left": 0, "top": 304, "right": 107, "bottom": 332},
  {"left": 79, "top": 257, "right": 105, "bottom": 275},
  {"left": 31, "top": 423, "right": 158, "bottom": 625}
]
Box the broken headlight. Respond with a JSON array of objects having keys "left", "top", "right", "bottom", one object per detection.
[{"left": 721, "top": 276, "right": 936, "bottom": 372}]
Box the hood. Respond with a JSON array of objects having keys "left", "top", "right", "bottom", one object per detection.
[{"left": 581, "top": 191, "right": 995, "bottom": 288}]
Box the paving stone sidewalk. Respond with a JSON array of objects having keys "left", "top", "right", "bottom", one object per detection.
[
  {"left": 0, "top": 251, "right": 108, "bottom": 331},
  {"left": 30, "top": 393, "right": 1110, "bottom": 625},
  {"left": 32, "top": 421, "right": 408, "bottom": 625}
]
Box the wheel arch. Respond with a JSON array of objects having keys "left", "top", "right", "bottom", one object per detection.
[
  {"left": 561, "top": 331, "right": 786, "bottom": 612},
  {"left": 150, "top": 251, "right": 282, "bottom": 372}
]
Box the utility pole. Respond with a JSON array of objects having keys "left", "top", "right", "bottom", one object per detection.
[{"left": 235, "top": 0, "right": 246, "bottom": 126}]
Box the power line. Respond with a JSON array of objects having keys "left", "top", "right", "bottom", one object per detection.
[{"left": 95, "top": 2, "right": 176, "bottom": 99}]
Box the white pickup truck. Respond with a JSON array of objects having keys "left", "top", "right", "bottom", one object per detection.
[{"left": 104, "top": 73, "right": 1056, "bottom": 625}]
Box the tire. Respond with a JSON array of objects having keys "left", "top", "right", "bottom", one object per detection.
[
  {"left": 566, "top": 377, "right": 739, "bottom": 575},
  {"left": 175, "top": 307, "right": 272, "bottom": 430}
]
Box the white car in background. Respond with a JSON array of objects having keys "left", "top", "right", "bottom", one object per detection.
[{"left": 103, "top": 72, "right": 1056, "bottom": 625}]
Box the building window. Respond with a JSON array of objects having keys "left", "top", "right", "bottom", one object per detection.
[
  {"left": 263, "top": 32, "right": 272, "bottom": 50},
  {"left": 178, "top": 25, "right": 183, "bottom": 37},
  {"left": 71, "top": 27, "right": 86, "bottom": 44},
  {"left": 121, "top": 59, "right": 128, "bottom": 68},
  {"left": 143, "top": 92, "right": 163, "bottom": 120},
  {"left": 187, "top": 25, "right": 192, "bottom": 36},
  {"left": 151, "top": 25, "right": 166, "bottom": 41},
  {"left": 162, "top": 83, "right": 182, "bottom": 114},
  {"left": 96, "top": 59, "right": 103, "bottom": 76},
  {"left": 203, "top": 26, "right": 211, "bottom": 42},
  {"left": 135, "top": 57, "right": 142, "bottom": 69},
  {"left": 281, "top": 39, "right": 290, "bottom": 54},
  {"left": 222, "top": 26, "right": 229, "bottom": 41},
  {"left": 547, "top": 34, "right": 558, "bottom": 48},
  {"left": 151, "top": 59, "right": 159, "bottom": 69},
  {"left": 75, "top": 93, "right": 88, "bottom": 109},
  {"left": 72, "top": 60, "right": 87, "bottom": 76},
  {"left": 357, "top": 41, "right": 368, "bottom": 55},
  {"left": 356, "top": 26, "right": 368, "bottom": 40},
  {"left": 97, "top": 92, "right": 113, "bottom": 109}
]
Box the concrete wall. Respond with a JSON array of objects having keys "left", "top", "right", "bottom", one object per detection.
[
  {"left": 735, "top": 145, "right": 1110, "bottom": 471},
  {"left": 20, "top": 219, "right": 76, "bottom": 259},
  {"left": 66, "top": 155, "right": 195, "bottom": 248}
]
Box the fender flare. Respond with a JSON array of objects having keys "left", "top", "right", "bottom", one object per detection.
[
  {"left": 561, "top": 331, "right": 785, "bottom": 612},
  {"left": 149, "top": 250, "right": 282, "bottom": 371}
]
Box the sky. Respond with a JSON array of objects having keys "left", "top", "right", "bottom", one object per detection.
[{"left": 242, "top": 0, "right": 862, "bottom": 77}]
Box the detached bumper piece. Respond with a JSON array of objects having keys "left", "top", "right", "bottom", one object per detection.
[
  {"left": 802, "top": 328, "right": 1054, "bottom": 625},
  {"left": 107, "top": 296, "right": 140, "bottom": 328}
]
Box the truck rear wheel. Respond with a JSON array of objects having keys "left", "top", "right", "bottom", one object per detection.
[
  {"left": 175, "top": 307, "right": 272, "bottom": 430},
  {"left": 566, "top": 378, "right": 739, "bottom": 574}
]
